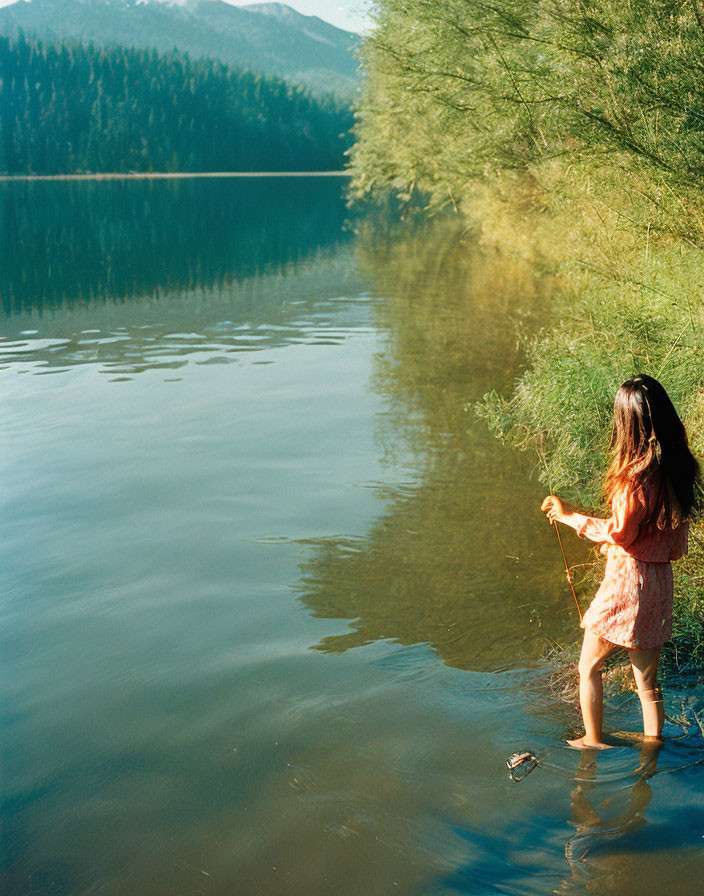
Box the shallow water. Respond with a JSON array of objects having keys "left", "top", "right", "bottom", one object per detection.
[{"left": 2, "top": 178, "right": 703, "bottom": 895}]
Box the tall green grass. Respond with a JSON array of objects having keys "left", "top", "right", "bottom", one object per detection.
[{"left": 473, "top": 183, "right": 704, "bottom": 671}]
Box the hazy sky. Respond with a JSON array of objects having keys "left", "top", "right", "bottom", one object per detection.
[
  {"left": 0, "top": 0, "right": 373, "bottom": 34},
  {"left": 229, "top": 1, "right": 372, "bottom": 33}
]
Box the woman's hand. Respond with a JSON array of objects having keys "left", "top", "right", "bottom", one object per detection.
[{"left": 541, "top": 494, "right": 565, "bottom": 524}]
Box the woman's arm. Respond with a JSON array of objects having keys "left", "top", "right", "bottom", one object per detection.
[{"left": 542, "top": 489, "right": 646, "bottom": 547}]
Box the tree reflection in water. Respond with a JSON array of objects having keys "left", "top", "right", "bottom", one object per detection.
[{"left": 298, "top": 219, "right": 587, "bottom": 672}]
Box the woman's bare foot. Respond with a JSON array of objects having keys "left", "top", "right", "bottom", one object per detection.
[{"left": 567, "top": 736, "right": 614, "bottom": 750}]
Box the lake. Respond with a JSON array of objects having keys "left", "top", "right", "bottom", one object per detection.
[{"left": 2, "top": 177, "right": 703, "bottom": 895}]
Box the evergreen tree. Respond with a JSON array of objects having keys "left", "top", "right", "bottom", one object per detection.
[{"left": 0, "top": 32, "right": 354, "bottom": 174}]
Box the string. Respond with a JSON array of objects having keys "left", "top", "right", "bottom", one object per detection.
[{"left": 552, "top": 520, "right": 583, "bottom": 622}]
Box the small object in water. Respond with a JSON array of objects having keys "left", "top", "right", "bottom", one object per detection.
[
  {"left": 506, "top": 749, "right": 539, "bottom": 782},
  {"left": 507, "top": 749, "right": 534, "bottom": 769}
]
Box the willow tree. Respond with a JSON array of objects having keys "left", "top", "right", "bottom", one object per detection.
[{"left": 350, "top": 0, "right": 704, "bottom": 231}]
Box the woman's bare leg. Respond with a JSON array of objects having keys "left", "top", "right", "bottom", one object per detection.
[
  {"left": 568, "top": 629, "right": 617, "bottom": 749},
  {"left": 628, "top": 646, "right": 663, "bottom": 739}
]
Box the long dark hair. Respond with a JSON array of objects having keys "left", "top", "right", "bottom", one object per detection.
[{"left": 604, "top": 374, "right": 700, "bottom": 528}]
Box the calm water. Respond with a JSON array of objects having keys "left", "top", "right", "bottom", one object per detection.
[{"left": 2, "top": 178, "right": 703, "bottom": 895}]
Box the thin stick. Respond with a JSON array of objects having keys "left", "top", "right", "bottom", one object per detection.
[{"left": 552, "top": 521, "right": 583, "bottom": 622}]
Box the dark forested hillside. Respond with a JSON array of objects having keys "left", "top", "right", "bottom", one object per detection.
[
  {"left": 0, "top": 32, "right": 354, "bottom": 174},
  {"left": 0, "top": 0, "right": 362, "bottom": 100}
]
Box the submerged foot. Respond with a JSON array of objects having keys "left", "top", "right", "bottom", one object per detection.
[
  {"left": 567, "top": 736, "right": 614, "bottom": 750},
  {"left": 611, "top": 730, "right": 664, "bottom": 746}
]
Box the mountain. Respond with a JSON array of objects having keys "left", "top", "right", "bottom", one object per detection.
[{"left": 0, "top": 0, "right": 362, "bottom": 98}]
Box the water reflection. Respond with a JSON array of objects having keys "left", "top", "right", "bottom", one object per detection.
[
  {"left": 0, "top": 177, "right": 367, "bottom": 376},
  {"left": 554, "top": 700, "right": 704, "bottom": 896},
  {"left": 0, "top": 177, "right": 351, "bottom": 316},
  {"left": 298, "top": 220, "right": 583, "bottom": 671},
  {"left": 562, "top": 743, "right": 661, "bottom": 892}
]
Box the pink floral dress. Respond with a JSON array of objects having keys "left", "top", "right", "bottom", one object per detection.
[{"left": 564, "top": 487, "right": 689, "bottom": 649}]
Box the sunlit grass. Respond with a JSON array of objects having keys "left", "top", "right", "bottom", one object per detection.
[{"left": 472, "top": 170, "right": 704, "bottom": 671}]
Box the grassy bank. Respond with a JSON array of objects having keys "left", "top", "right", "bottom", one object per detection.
[
  {"left": 349, "top": 1, "right": 704, "bottom": 676},
  {"left": 470, "top": 167, "right": 704, "bottom": 674}
]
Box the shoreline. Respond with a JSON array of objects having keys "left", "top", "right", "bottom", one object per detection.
[{"left": 0, "top": 171, "right": 351, "bottom": 182}]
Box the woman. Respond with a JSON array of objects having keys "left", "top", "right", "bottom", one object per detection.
[{"left": 542, "top": 374, "right": 699, "bottom": 748}]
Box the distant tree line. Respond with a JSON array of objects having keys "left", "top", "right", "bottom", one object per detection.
[{"left": 0, "top": 32, "right": 354, "bottom": 174}]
